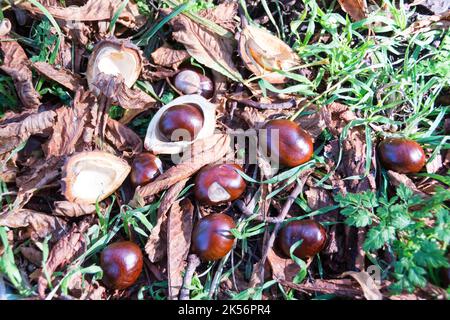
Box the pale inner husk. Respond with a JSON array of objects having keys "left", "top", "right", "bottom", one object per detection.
[
  {"left": 65, "top": 152, "right": 130, "bottom": 204},
  {"left": 207, "top": 182, "right": 231, "bottom": 203},
  {"left": 144, "top": 94, "right": 217, "bottom": 155},
  {"left": 92, "top": 46, "right": 139, "bottom": 88}
]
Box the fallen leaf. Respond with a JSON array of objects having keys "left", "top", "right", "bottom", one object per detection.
[
  {"left": 277, "top": 278, "right": 364, "bottom": 298},
  {"left": 0, "top": 38, "right": 41, "bottom": 109},
  {"left": 32, "top": 62, "right": 85, "bottom": 91},
  {"left": 20, "top": 246, "right": 43, "bottom": 265},
  {"left": 404, "top": 9, "right": 450, "bottom": 34},
  {"left": 92, "top": 73, "right": 156, "bottom": 110},
  {"left": 0, "top": 209, "right": 67, "bottom": 240},
  {"left": 136, "top": 133, "right": 231, "bottom": 201},
  {"left": 387, "top": 171, "right": 428, "bottom": 197},
  {"left": 167, "top": 199, "right": 194, "bottom": 300},
  {"left": 295, "top": 105, "right": 326, "bottom": 140},
  {"left": 151, "top": 45, "right": 190, "bottom": 69},
  {"left": 105, "top": 118, "right": 143, "bottom": 158},
  {"left": 267, "top": 248, "right": 300, "bottom": 282},
  {"left": 53, "top": 201, "right": 96, "bottom": 217},
  {"left": 145, "top": 179, "right": 188, "bottom": 263},
  {"left": 0, "top": 110, "right": 57, "bottom": 155},
  {"left": 341, "top": 271, "right": 383, "bottom": 300},
  {"left": 338, "top": 0, "right": 367, "bottom": 21},
  {"left": 168, "top": 3, "right": 242, "bottom": 82},
  {"left": 37, "top": 219, "right": 90, "bottom": 298}
]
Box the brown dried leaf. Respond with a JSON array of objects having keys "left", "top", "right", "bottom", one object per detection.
[
  {"left": 0, "top": 110, "right": 56, "bottom": 155},
  {"left": 53, "top": 201, "right": 96, "bottom": 217},
  {"left": 0, "top": 38, "right": 41, "bottom": 109},
  {"left": 387, "top": 171, "right": 428, "bottom": 197},
  {"left": 20, "top": 0, "right": 143, "bottom": 28},
  {"left": 277, "top": 278, "right": 364, "bottom": 298},
  {"left": 38, "top": 219, "right": 90, "bottom": 298},
  {"left": 321, "top": 102, "right": 357, "bottom": 137},
  {"left": 136, "top": 133, "right": 231, "bottom": 200},
  {"left": 295, "top": 105, "right": 326, "bottom": 140},
  {"left": 405, "top": 9, "right": 450, "bottom": 34},
  {"left": 341, "top": 271, "right": 383, "bottom": 300},
  {"left": 32, "top": 62, "right": 85, "bottom": 91},
  {"left": 267, "top": 248, "right": 300, "bottom": 282},
  {"left": 20, "top": 246, "right": 43, "bottom": 265},
  {"left": 168, "top": 3, "right": 242, "bottom": 82},
  {"left": 92, "top": 73, "right": 156, "bottom": 110},
  {"left": 167, "top": 198, "right": 194, "bottom": 300},
  {"left": 105, "top": 118, "right": 143, "bottom": 158},
  {"left": 338, "top": 0, "right": 367, "bottom": 21},
  {"left": 151, "top": 45, "right": 190, "bottom": 69},
  {"left": 0, "top": 209, "right": 67, "bottom": 240},
  {"left": 145, "top": 179, "right": 188, "bottom": 263}
]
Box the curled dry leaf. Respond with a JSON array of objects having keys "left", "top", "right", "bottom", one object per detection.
[
  {"left": 151, "top": 45, "right": 190, "bottom": 69},
  {"left": 0, "top": 209, "right": 67, "bottom": 240},
  {"left": 144, "top": 94, "right": 216, "bottom": 155},
  {"left": 338, "top": 0, "right": 367, "bottom": 22},
  {"left": 267, "top": 248, "right": 300, "bottom": 282},
  {"left": 167, "top": 199, "right": 194, "bottom": 300},
  {"left": 404, "top": 9, "right": 450, "bottom": 34},
  {"left": 168, "top": 3, "right": 242, "bottom": 82},
  {"left": 239, "top": 25, "right": 300, "bottom": 84},
  {"left": 145, "top": 179, "right": 189, "bottom": 263},
  {"left": 62, "top": 151, "right": 131, "bottom": 204},
  {"left": 53, "top": 201, "right": 96, "bottom": 217},
  {"left": 0, "top": 38, "right": 41, "bottom": 109},
  {"left": 37, "top": 219, "right": 90, "bottom": 298},
  {"left": 387, "top": 170, "right": 428, "bottom": 197},
  {"left": 136, "top": 133, "right": 231, "bottom": 201},
  {"left": 0, "top": 109, "right": 56, "bottom": 155},
  {"left": 105, "top": 118, "right": 143, "bottom": 158},
  {"left": 341, "top": 271, "right": 383, "bottom": 300},
  {"left": 20, "top": 246, "right": 43, "bottom": 266},
  {"left": 19, "top": 0, "right": 144, "bottom": 29},
  {"left": 32, "top": 62, "right": 85, "bottom": 92},
  {"left": 92, "top": 73, "right": 155, "bottom": 110},
  {"left": 295, "top": 106, "right": 326, "bottom": 140}
]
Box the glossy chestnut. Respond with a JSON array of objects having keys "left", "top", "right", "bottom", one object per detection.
[
  {"left": 194, "top": 164, "right": 246, "bottom": 205},
  {"left": 130, "top": 153, "right": 163, "bottom": 186},
  {"left": 192, "top": 213, "right": 236, "bottom": 261},
  {"left": 100, "top": 241, "right": 143, "bottom": 290},
  {"left": 174, "top": 67, "right": 214, "bottom": 99},
  {"left": 261, "top": 119, "right": 314, "bottom": 168},
  {"left": 378, "top": 138, "right": 426, "bottom": 174},
  {"left": 158, "top": 104, "right": 204, "bottom": 142},
  {"left": 276, "top": 220, "right": 327, "bottom": 259}
]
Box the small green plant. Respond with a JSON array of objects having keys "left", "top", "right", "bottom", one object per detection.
[{"left": 335, "top": 184, "right": 450, "bottom": 293}]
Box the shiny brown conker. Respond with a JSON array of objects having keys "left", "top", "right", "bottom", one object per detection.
[
  {"left": 194, "top": 164, "right": 247, "bottom": 205},
  {"left": 174, "top": 67, "right": 214, "bottom": 99},
  {"left": 378, "top": 138, "right": 426, "bottom": 174},
  {"left": 276, "top": 220, "right": 327, "bottom": 259},
  {"left": 192, "top": 213, "right": 236, "bottom": 261},
  {"left": 261, "top": 119, "right": 314, "bottom": 168},
  {"left": 158, "top": 104, "right": 204, "bottom": 142},
  {"left": 100, "top": 241, "right": 143, "bottom": 290},
  {"left": 130, "top": 153, "right": 163, "bottom": 187}
]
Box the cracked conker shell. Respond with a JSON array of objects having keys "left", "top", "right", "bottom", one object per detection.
[
  {"left": 194, "top": 164, "right": 246, "bottom": 205},
  {"left": 277, "top": 220, "right": 327, "bottom": 259},
  {"left": 100, "top": 241, "right": 143, "bottom": 290},
  {"left": 262, "top": 119, "right": 314, "bottom": 168},
  {"left": 192, "top": 213, "right": 236, "bottom": 261},
  {"left": 130, "top": 153, "right": 163, "bottom": 186},
  {"left": 158, "top": 104, "right": 204, "bottom": 142},
  {"left": 378, "top": 138, "right": 426, "bottom": 174}
]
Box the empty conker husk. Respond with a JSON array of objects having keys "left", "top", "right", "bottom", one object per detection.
[
  {"left": 277, "top": 220, "right": 327, "bottom": 259},
  {"left": 194, "top": 164, "right": 246, "bottom": 205},
  {"left": 100, "top": 241, "right": 143, "bottom": 290},
  {"left": 378, "top": 138, "right": 426, "bottom": 174},
  {"left": 130, "top": 153, "right": 163, "bottom": 186},
  {"left": 192, "top": 213, "right": 236, "bottom": 261},
  {"left": 261, "top": 119, "right": 314, "bottom": 168},
  {"left": 174, "top": 67, "right": 214, "bottom": 99},
  {"left": 158, "top": 104, "right": 204, "bottom": 142}
]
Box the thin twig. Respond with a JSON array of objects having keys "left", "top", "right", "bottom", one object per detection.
[
  {"left": 235, "top": 200, "right": 284, "bottom": 223},
  {"left": 179, "top": 254, "right": 200, "bottom": 300},
  {"left": 257, "top": 182, "right": 303, "bottom": 281},
  {"left": 228, "top": 97, "right": 297, "bottom": 110}
]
